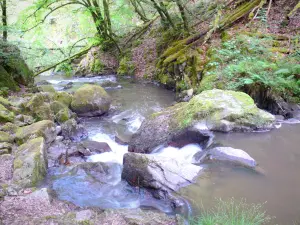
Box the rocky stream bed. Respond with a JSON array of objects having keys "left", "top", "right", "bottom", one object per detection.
[{"left": 0, "top": 75, "right": 299, "bottom": 225}]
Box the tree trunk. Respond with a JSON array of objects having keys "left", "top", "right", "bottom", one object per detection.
[
  {"left": 175, "top": 0, "right": 189, "bottom": 33},
  {"left": 1, "top": 0, "right": 7, "bottom": 41},
  {"left": 103, "top": 0, "right": 112, "bottom": 36}
]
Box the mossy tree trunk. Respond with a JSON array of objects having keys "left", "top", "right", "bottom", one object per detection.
[{"left": 0, "top": 0, "right": 7, "bottom": 41}]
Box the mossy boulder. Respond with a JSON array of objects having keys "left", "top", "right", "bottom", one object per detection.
[
  {"left": 129, "top": 90, "right": 275, "bottom": 153},
  {"left": 15, "top": 120, "right": 56, "bottom": 145},
  {"left": 50, "top": 101, "right": 67, "bottom": 115},
  {"left": 61, "top": 118, "right": 88, "bottom": 142},
  {"left": 0, "top": 103, "right": 14, "bottom": 122},
  {"left": 55, "top": 108, "right": 73, "bottom": 124},
  {"left": 0, "top": 122, "right": 18, "bottom": 134},
  {"left": 0, "top": 40, "right": 33, "bottom": 90},
  {"left": 38, "top": 85, "right": 56, "bottom": 93},
  {"left": 25, "top": 93, "right": 54, "bottom": 121},
  {"left": 53, "top": 91, "right": 73, "bottom": 107},
  {"left": 0, "top": 131, "right": 14, "bottom": 143},
  {"left": 71, "top": 84, "right": 111, "bottom": 117},
  {"left": 12, "top": 137, "right": 47, "bottom": 188}
]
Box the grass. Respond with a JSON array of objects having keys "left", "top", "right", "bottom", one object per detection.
[{"left": 190, "top": 198, "right": 272, "bottom": 225}]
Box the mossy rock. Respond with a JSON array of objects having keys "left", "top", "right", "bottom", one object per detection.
[
  {"left": 50, "top": 101, "right": 67, "bottom": 115},
  {"left": 13, "top": 137, "right": 47, "bottom": 188},
  {"left": 0, "top": 96, "right": 12, "bottom": 108},
  {"left": 38, "top": 85, "right": 56, "bottom": 93},
  {"left": 55, "top": 108, "right": 72, "bottom": 124},
  {"left": 71, "top": 84, "right": 111, "bottom": 117},
  {"left": 129, "top": 90, "right": 275, "bottom": 153},
  {"left": 53, "top": 92, "right": 73, "bottom": 107},
  {"left": 0, "top": 122, "right": 18, "bottom": 134},
  {"left": 0, "top": 103, "right": 14, "bottom": 123},
  {"left": 0, "top": 131, "right": 14, "bottom": 143},
  {"left": 15, "top": 120, "right": 57, "bottom": 145},
  {"left": 26, "top": 93, "right": 54, "bottom": 121},
  {"left": 0, "top": 65, "right": 18, "bottom": 91}
]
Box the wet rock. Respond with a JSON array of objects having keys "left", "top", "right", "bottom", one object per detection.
[
  {"left": 0, "top": 103, "right": 14, "bottom": 122},
  {"left": 129, "top": 124, "right": 212, "bottom": 154},
  {"left": 122, "top": 153, "right": 202, "bottom": 192},
  {"left": 62, "top": 81, "right": 73, "bottom": 90},
  {"left": 61, "top": 118, "right": 88, "bottom": 142},
  {"left": 115, "top": 135, "right": 130, "bottom": 145},
  {"left": 208, "top": 147, "right": 257, "bottom": 168},
  {"left": 56, "top": 126, "right": 62, "bottom": 135},
  {"left": 13, "top": 137, "right": 47, "bottom": 188},
  {"left": 36, "top": 80, "right": 51, "bottom": 86},
  {"left": 0, "top": 131, "right": 14, "bottom": 143},
  {"left": 71, "top": 84, "right": 111, "bottom": 117},
  {"left": 53, "top": 91, "right": 73, "bottom": 107},
  {"left": 15, "top": 120, "right": 57, "bottom": 145},
  {"left": 79, "top": 140, "right": 112, "bottom": 154}
]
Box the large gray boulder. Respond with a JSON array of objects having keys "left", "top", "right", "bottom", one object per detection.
[
  {"left": 12, "top": 137, "right": 48, "bottom": 188},
  {"left": 15, "top": 120, "right": 57, "bottom": 145},
  {"left": 129, "top": 90, "right": 275, "bottom": 153},
  {"left": 122, "top": 153, "right": 202, "bottom": 192},
  {"left": 71, "top": 84, "right": 111, "bottom": 117}
]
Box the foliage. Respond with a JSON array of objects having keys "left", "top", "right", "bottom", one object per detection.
[
  {"left": 199, "top": 34, "right": 300, "bottom": 103},
  {"left": 55, "top": 62, "right": 73, "bottom": 77},
  {"left": 190, "top": 198, "right": 271, "bottom": 225}
]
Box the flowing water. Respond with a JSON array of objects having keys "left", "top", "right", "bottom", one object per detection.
[{"left": 37, "top": 74, "right": 300, "bottom": 224}]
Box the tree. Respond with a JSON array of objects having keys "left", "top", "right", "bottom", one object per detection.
[
  {"left": 0, "top": 0, "right": 7, "bottom": 41},
  {"left": 24, "top": 0, "right": 119, "bottom": 51}
]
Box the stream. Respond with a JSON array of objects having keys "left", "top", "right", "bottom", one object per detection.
[{"left": 36, "top": 74, "right": 300, "bottom": 224}]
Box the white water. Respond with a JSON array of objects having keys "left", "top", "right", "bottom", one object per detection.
[
  {"left": 152, "top": 144, "right": 203, "bottom": 164},
  {"left": 87, "top": 133, "right": 128, "bottom": 165}
]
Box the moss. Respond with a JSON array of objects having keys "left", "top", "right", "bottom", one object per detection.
[
  {"left": 117, "top": 56, "right": 135, "bottom": 75},
  {"left": 55, "top": 108, "right": 70, "bottom": 124},
  {"left": 0, "top": 96, "right": 12, "bottom": 108},
  {"left": 53, "top": 92, "right": 73, "bottom": 107},
  {"left": 14, "top": 158, "right": 23, "bottom": 169},
  {"left": 0, "top": 103, "right": 15, "bottom": 123},
  {"left": 91, "top": 58, "right": 104, "bottom": 73},
  {"left": 0, "top": 131, "right": 13, "bottom": 143}
]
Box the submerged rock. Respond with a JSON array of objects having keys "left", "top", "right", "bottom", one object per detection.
[
  {"left": 12, "top": 137, "right": 47, "bottom": 188},
  {"left": 208, "top": 147, "right": 257, "bottom": 168},
  {"left": 15, "top": 120, "right": 57, "bottom": 145},
  {"left": 122, "top": 153, "right": 202, "bottom": 192},
  {"left": 71, "top": 84, "right": 111, "bottom": 117}
]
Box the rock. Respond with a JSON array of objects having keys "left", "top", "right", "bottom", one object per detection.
[
  {"left": 0, "top": 103, "right": 14, "bottom": 122},
  {"left": 129, "top": 90, "right": 275, "bottom": 153},
  {"left": 0, "top": 122, "right": 18, "bottom": 134},
  {"left": 71, "top": 84, "right": 111, "bottom": 117},
  {"left": 187, "top": 88, "right": 193, "bottom": 97},
  {"left": 62, "top": 82, "right": 73, "bottom": 90},
  {"left": 50, "top": 100, "right": 67, "bottom": 114},
  {"left": 208, "top": 147, "right": 257, "bottom": 168},
  {"left": 38, "top": 85, "right": 56, "bottom": 93},
  {"left": 53, "top": 91, "right": 73, "bottom": 107},
  {"left": 0, "top": 96, "right": 12, "bottom": 108},
  {"left": 56, "top": 126, "right": 62, "bottom": 135},
  {"left": 13, "top": 137, "right": 48, "bottom": 188},
  {"left": 15, "top": 120, "right": 57, "bottom": 145},
  {"left": 0, "top": 154, "right": 14, "bottom": 182},
  {"left": 55, "top": 136, "right": 64, "bottom": 142},
  {"left": 129, "top": 124, "right": 213, "bottom": 154},
  {"left": 122, "top": 153, "right": 202, "bottom": 192},
  {"left": 36, "top": 80, "right": 51, "bottom": 86},
  {"left": 0, "top": 142, "right": 12, "bottom": 155},
  {"left": 76, "top": 210, "right": 93, "bottom": 222},
  {"left": 61, "top": 119, "right": 88, "bottom": 142},
  {"left": 15, "top": 114, "right": 34, "bottom": 126},
  {"left": 0, "top": 131, "right": 14, "bottom": 143},
  {"left": 115, "top": 135, "right": 130, "bottom": 145},
  {"left": 79, "top": 140, "right": 112, "bottom": 154},
  {"left": 25, "top": 93, "right": 54, "bottom": 121},
  {"left": 55, "top": 108, "right": 73, "bottom": 124}
]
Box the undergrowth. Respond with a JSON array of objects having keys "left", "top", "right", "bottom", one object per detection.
[
  {"left": 199, "top": 34, "right": 300, "bottom": 103},
  {"left": 190, "top": 198, "right": 272, "bottom": 225}
]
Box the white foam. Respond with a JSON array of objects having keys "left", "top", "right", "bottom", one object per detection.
[
  {"left": 87, "top": 133, "right": 128, "bottom": 165},
  {"left": 152, "top": 143, "right": 202, "bottom": 164}
]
